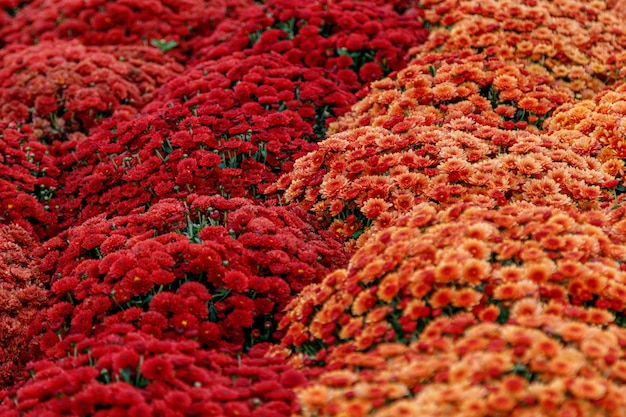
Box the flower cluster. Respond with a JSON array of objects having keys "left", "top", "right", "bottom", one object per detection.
[
  {"left": 0, "top": 224, "right": 48, "bottom": 389},
  {"left": 294, "top": 319, "right": 626, "bottom": 417},
  {"left": 614, "top": 0, "right": 626, "bottom": 17},
  {"left": 328, "top": 51, "right": 575, "bottom": 135},
  {"left": 0, "top": 40, "right": 183, "bottom": 140},
  {"left": 186, "top": 194, "right": 348, "bottom": 294},
  {"left": 191, "top": 0, "right": 428, "bottom": 92},
  {"left": 0, "top": 0, "right": 254, "bottom": 61},
  {"left": 276, "top": 203, "right": 626, "bottom": 364},
  {"left": 0, "top": 124, "right": 61, "bottom": 240},
  {"left": 545, "top": 82, "right": 626, "bottom": 193},
  {"left": 414, "top": 0, "right": 626, "bottom": 98},
  {"left": 0, "top": 328, "right": 306, "bottom": 417},
  {"left": 273, "top": 124, "right": 614, "bottom": 247},
  {"left": 7, "top": 0, "right": 626, "bottom": 415},
  {"left": 0, "top": 0, "right": 29, "bottom": 27},
  {"left": 53, "top": 52, "right": 355, "bottom": 227},
  {"left": 31, "top": 196, "right": 346, "bottom": 355}
]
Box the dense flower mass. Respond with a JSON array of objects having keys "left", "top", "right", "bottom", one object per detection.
[
  {"left": 0, "top": 124, "right": 61, "bottom": 239},
  {"left": 192, "top": 0, "right": 429, "bottom": 93},
  {"left": 52, "top": 52, "right": 356, "bottom": 228},
  {"left": 274, "top": 124, "right": 614, "bottom": 246},
  {"left": 328, "top": 51, "right": 575, "bottom": 135},
  {"left": 294, "top": 320, "right": 626, "bottom": 417},
  {"left": 276, "top": 203, "right": 626, "bottom": 364},
  {"left": 272, "top": 49, "right": 614, "bottom": 245},
  {"left": 0, "top": 328, "right": 306, "bottom": 417},
  {"left": 0, "top": 2, "right": 27, "bottom": 27},
  {"left": 0, "top": 40, "right": 183, "bottom": 139},
  {"left": 0, "top": 224, "right": 47, "bottom": 388},
  {"left": 0, "top": 41, "right": 183, "bottom": 239},
  {"left": 5, "top": 0, "right": 626, "bottom": 416},
  {"left": 414, "top": 0, "right": 626, "bottom": 97},
  {"left": 0, "top": 0, "right": 254, "bottom": 61},
  {"left": 30, "top": 196, "right": 347, "bottom": 355},
  {"left": 546, "top": 82, "right": 626, "bottom": 193}
]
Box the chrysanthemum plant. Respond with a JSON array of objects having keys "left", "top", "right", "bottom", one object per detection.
[
  {"left": 52, "top": 52, "right": 355, "bottom": 229},
  {"left": 192, "top": 0, "right": 429, "bottom": 94},
  {"left": 414, "top": 0, "right": 626, "bottom": 98},
  {"left": 294, "top": 319, "right": 626, "bottom": 417},
  {"left": 1, "top": 328, "right": 306, "bottom": 417},
  {"left": 276, "top": 203, "right": 626, "bottom": 366},
  {"left": 30, "top": 195, "right": 346, "bottom": 358}
]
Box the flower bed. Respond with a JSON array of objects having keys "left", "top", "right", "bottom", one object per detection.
[
  {"left": 3, "top": 0, "right": 626, "bottom": 415},
  {"left": 52, "top": 52, "right": 356, "bottom": 228},
  {"left": 192, "top": 0, "right": 428, "bottom": 93},
  {"left": 30, "top": 196, "right": 346, "bottom": 357},
  {"left": 0, "top": 0, "right": 255, "bottom": 61},
  {"left": 276, "top": 203, "right": 626, "bottom": 365},
  {"left": 0, "top": 328, "right": 306, "bottom": 416}
]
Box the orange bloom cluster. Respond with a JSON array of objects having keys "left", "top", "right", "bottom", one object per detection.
[
  {"left": 275, "top": 203, "right": 626, "bottom": 366},
  {"left": 262, "top": 2, "right": 626, "bottom": 414},
  {"left": 414, "top": 0, "right": 626, "bottom": 98},
  {"left": 274, "top": 124, "right": 614, "bottom": 244},
  {"left": 329, "top": 51, "right": 574, "bottom": 135},
  {"left": 294, "top": 319, "right": 626, "bottom": 417},
  {"left": 546, "top": 82, "right": 626, "bottom": 169}
]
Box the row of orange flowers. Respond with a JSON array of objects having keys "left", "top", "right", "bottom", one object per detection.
[{"left": 268, "top": 0, "right": 626, "bottom": 415}]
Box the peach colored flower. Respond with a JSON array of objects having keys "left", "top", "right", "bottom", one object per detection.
[
  {"left": 452, "top": 288, "right": 482, "bottom": 309},
  {"left": 524, "top": 261, "right": 554, "bottom": 284},
  {"left": 461, "top": 258, "right": 490, "bottom": 284},
  {"left": 429, "top": 288, "right": 455, "bottom": 308},
  {"left": 361, "top": 198, "right": 391, "bottom": 220},
  {"left": 568, "top": 377, "right": 607, "bottom": 400}
]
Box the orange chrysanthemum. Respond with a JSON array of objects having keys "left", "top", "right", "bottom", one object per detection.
[
  {"left": 413, "top": 0, "right": 626, "bottom": 97},
  {"left": 277, "top": 124, "right": 615, "bottom": 249},
  {"left": 275, "top": 203, "right": 626, "bottom": 377},
  {"left": 291, "top": 320, "right": 626, "bottom": 417}
]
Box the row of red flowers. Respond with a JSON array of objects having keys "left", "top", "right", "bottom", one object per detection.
[
  {"left": 28, "top": 195, "right": 346, "bottom": 361},
  {"left": 1, "top": 327, "right": 307, "bottom": 416}
]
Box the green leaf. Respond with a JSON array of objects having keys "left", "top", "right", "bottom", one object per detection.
[
  {"left": 118, "top": 368, "right": 132, "bottom": 384},
  {"left": 351, "top": 229, "right": 364, "bottom": 239},
  {"left": 150, "top": 39, "right": 178, "bottom": 53}
]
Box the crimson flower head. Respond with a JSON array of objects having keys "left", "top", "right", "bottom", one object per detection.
[{"left": 140, "top": 357, "right": 175, "bottom": 381}]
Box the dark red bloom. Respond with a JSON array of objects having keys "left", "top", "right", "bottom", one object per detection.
[{"left": 141, "top": 357, "right": 175, "bottom": 381}]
